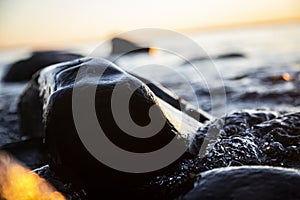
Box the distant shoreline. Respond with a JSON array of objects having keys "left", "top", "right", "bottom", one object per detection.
[{"left": 0, "top": 19, "right": 299, "bottom": 50}]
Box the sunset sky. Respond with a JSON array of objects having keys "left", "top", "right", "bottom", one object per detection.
[{"left": 0, "top": 0, "right": 300, "bottom": 48}]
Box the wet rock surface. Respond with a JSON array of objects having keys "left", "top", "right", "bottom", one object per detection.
[
  {"left": 1, "top": 47, "right": 300, "bottom": 199},
  {"left": 182, "top": 166, "right": 300, "bottom": 200},
  {"left": 18, "top": 76, "right": 44, "bottom": 138},
  {"left": 1, "top": 74, "right": 300, "bottom": 200},
  {"left": 1, "top": 138, "right": 47, "bottom": 169},
  {"left": 0, "top": 82, "right": 28, "bottom": 147},
  {"left": 21, "top": 57, "right": 203, "bottom": 194},
  {"left": 145, "top": 110, "right": 300, "bottom": 199},
  {"left": 33, "top": 165, "right": 88, "bottom": 200},
  {"left": 2, "top": 51, "right": 82, "bottom": 82},
  {"left": 0, "top": 108, "right": 21, "bottom": 146},
  {"left": 30, "top": 109, "right": 300, "bottom": 199}
]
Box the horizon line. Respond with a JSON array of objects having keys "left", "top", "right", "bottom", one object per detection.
[{"left": 1, "top": 17, "right": 299, "bottom": 50}]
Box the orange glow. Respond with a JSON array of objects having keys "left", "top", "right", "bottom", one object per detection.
[
  {"left": 0, "top": 0, "right": 300, "bottom": 48},
  {"left": 282, "top": 73, "right": 291, "bottom": 81},
  {"left": 0, "top": 152, "right": 65, "bottom": 200},
  {"left": 148, "top": 47, "right": 157, "bottom": 56}
]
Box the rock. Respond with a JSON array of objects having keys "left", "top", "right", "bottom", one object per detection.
[
  {"left": 2, "top": 51, "right": 82, "bottom": 82},
  {"left": 182, "top": 52, "right": 245, "bottom": 65},
  {"left": 146, "top": 110, "right": 300, "bottom": 199},
  {"left": 131, "top": 73, "right": 213, "bottom": 123},
  {"left": 251, "top": 112, "right": 300, "bottom": 168},
  {"left": 215, "top": 52, "right": 245, "bottom": 59},
  {"left": 111, "top": 37, "right": 150, "bottom": 55},
  {"left": 20, "top": 57, "right": 203, "bottom": 192},
  {"left": 182, "top": 166, "right": 300, "bottom": 200},
  {"left": 18, "top": 75, "right": 44, "bottom": 137},
  {"left": 23, "top": 98, "right": 300, "bottom": 199},
  {"left": 0, "top": 138, "right": 47, "bottom": 169},
  {"left": 33, "top": 165, "right": 88, "bottom": 200},
  {"left": 189, "top": 110, "right": 300, "bottom": 170},
  {"left": 18, "top": 57, "right": 212, "bottom": 138}
]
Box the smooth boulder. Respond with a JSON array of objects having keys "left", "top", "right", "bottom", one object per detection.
[
  {"left": 19, "top": 57, "right": 203, "bottom": 192},
  {"left": 182, "top": 166, "right": 300, "bottom": 200},
  {"left": 18, "top": 57, "right": 211, "bottom": 138}
]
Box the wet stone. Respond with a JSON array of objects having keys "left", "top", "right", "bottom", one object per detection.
[
  {"left": 147, "top": 110, "right": 300, "bottom": 199},
  {"left": 34, "top": 165, "right": 88, "bottom": 200},
  {"left": 13, "top": 55, "right": 300, "bottom": 199},
  {"left": 182, "top": 166, "right": 300, "bottom": 200},
  {"left": 20, "top": 57, "right": 203, "bottom": 194},
  {"left": 3, "top": 51, "right": 82, "bottom": 82}
]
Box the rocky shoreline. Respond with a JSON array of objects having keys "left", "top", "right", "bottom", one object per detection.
[{"left": 0, "top": 48, "right": 300, "bottom": 199}]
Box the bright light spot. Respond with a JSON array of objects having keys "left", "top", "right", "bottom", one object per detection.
[
  {"left": 148, "top": 47, "right": 157, "bottom": 56},
  {"left": 0, "top": 152, "right": 66, "bottom": 200},
  {"left": 282, "top": 73, "right": 291, "bottom": 81}
]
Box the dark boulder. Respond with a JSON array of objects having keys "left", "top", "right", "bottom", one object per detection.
[
  {"left": 2, "top": 51, "right": 82, "bottom": 82},
  {"left": 31, "top": 109, "right": 300, "bottom": 199},
  {"left": 131, "top": 73, "right": 213, "bottom": 123},
  {"left": 215, "top": 52, "right": 245, "bottom": 59},
  {"left": 182, "top": 166, "right": 300, "bottom": 200},
  {"left": 19, "top": 57, "right": 203, "bottom": 192},
  {"left": 18, "top": 57, "right": 211, "bottom": 138},
  {"left": 18, "top": 75, "right": 44, "bottom": 137},
  {"left": 111, "top": 37, "right": 150, "bottom": 55}
]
